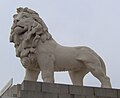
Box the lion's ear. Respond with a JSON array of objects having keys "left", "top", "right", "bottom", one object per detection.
[
  {"left": 13, "top": 14, "right": 17, "bottom": 18},
  {"left": 23, "top": 7, "right": 29, "bottom": 12},
  {"left": 17, "top": 7, "right": 24, "bottom": 13}
]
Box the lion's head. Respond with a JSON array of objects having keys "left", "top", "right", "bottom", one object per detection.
[
  {"left": 10, "top": 7, "right": 52, "bottom": 44},
  {"left": 10, "top": 7, "right": 53, "bottom": 69}
]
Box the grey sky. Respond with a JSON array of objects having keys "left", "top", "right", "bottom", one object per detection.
[{"left": 0, "top": 0, "right": 120, "bottom": 89}]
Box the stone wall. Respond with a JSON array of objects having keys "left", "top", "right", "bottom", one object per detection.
[{"left": 2, "top": 81, "right": 120, "bottom": 98}]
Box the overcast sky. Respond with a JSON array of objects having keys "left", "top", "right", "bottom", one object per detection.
[{"left": 0, "top": 0, "right": 120, "bottom": 90}]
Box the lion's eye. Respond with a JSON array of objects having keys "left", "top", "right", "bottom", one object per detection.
[{"left": 22, "top": 15, "right": 28, "bottom": 19}]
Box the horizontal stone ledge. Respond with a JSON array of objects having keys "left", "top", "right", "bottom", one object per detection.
[
  {"left": 2, "top": 80, "right": 120, "bottom": 98},
  {"left": 21, "top": 81, "right": 69, "bottom": 94},
  {"left": 21, "top": 81, "right": 119, "bottom": 97}
]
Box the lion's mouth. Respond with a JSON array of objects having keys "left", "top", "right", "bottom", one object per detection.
[
  {"left": 17, "top": 25, "right": 24, "bottom": 29},
  {"left": 13, "top": 25, "right": 28, "bottom": 35}
]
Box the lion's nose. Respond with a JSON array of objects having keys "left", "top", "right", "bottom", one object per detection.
[{"left": 14, "top": 19, "right": 20, "bottom": 23}]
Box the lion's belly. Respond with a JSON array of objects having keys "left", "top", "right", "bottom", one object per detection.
[
  {"left": 54, "top": 46, "right": 83, "bottom": 71},
  {"left": 54, "top": 58, "right": 83, "bottom": 71}
]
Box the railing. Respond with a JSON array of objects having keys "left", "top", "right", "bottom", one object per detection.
[{"left": 0, "top": 78, "right": 13, "bottom": 98}]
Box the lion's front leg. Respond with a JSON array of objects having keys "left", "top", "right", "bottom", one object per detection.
[
  {"left": 37, "top": 54, "right": 55, "bottom": 83},
  {"left": 41, "top": 68, "right": 54, "bottom": 83},
  {"left": 24, "top": 68, "right": 40, "bottom": 81}
]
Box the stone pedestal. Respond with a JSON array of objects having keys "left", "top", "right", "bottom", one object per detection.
[{"left": 1, "top": 81, "right": 119, "bottom": 98}]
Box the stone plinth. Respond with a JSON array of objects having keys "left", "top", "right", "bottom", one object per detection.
[{"left": 1, "top": 81, "right": 119, "bottom": 98}]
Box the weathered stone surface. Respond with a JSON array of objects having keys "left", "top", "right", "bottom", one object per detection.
[
  {"left": 2, "top": 96, "right": 17, "bottom": 98},
  {"left": 94, "top": 87, "right": 118, "bottom": 98},
  {"left": 85, "top": 96, "right": 95, "bottom": 98},
  {"left": 21, "top": 81, "right": 41, "bottom": 91},
  {"left": 74, "top": 95, "right": 86, "bottom": 98},
  {"left": 69, "top": 85, "right": 94, "bottom": 95},
  {"left": 1, "top": 81, "right": 119, "bottom": 98},
  {"left": 19, "top": 90, "right": 42, "bottom": 98},
  {"left": 42, "top": 92, "right": 58, "bottom": 98},
  {"left": 94, "top": 96, "right": 116, "bottom": 98},
  {"left": 118, "top": 89, "right": 120, "bottom": 98},
  {"left": 2, "top": 84, "right": 21, "bottom": 97},
  {"left": 42, "top": 82, "right": 69, "bottom": 93},
  {"left": 58, "top": 94, "right": 71, "bottom": 98}
]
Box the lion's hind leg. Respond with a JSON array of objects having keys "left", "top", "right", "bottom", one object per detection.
[
  {"left": 78, "top": 54, "right": 112, "bottom": 88},
  {"left": 69, "top": 68, "right": 89, "bottom": 86},
  {"left": 86, "top": 62, "right": 111, "bottom": 88}
]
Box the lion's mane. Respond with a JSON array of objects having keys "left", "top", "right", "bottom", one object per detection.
[{"left": 10, "top": 7, "right": 53, "bottom": 69}]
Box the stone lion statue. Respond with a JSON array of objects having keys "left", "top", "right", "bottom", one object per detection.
[{"left": 10, "top": 7, "right": 111, "bottom": 88}]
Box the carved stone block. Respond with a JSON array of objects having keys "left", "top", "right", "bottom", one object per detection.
[
  {"left": 42, "top": 82, "right": 69, "bottom": 93},
  {"left": 94, "top": 87, "right": 117, "bottom": 98},
  {"left": 69, "top": 85, "right": 94, "bottom": 95}
]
